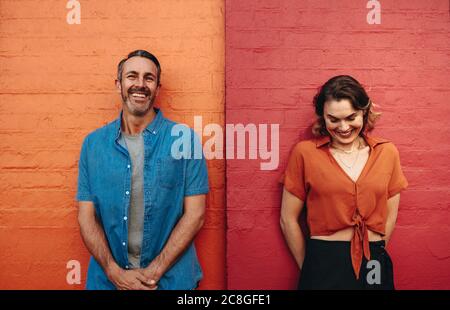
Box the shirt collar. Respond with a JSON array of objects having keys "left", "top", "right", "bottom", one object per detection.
[
  {"left": 113, "top": 107, "right": 164, "bottom": 139},
  {"left": 315, "top": 133, "right": 390, "bottom": 150}
]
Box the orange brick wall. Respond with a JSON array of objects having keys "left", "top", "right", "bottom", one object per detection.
[{"left": 0, "top": 0, "right": 225, "bottom": 289}]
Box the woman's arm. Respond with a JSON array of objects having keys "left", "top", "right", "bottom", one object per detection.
[
  {"left": 384, "top": 193, "right": 401, "bottom": 246},
  {"left": 280, "top": 188, "right": 306, "bottom": 269}
]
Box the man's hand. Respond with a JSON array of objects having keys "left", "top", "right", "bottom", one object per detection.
[
  {"left": 141, "top": 259, "right": 163, "bottom": 288},
  {"left": 138, "top": 195, "right": 206, "bottom": 289},
  {"left": 107, "top": 264, "right": 157, "bottom": 290}
]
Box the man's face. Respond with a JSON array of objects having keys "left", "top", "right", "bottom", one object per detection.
[{"left": 116, "top": 56, "right": 160, "bottom": 117}]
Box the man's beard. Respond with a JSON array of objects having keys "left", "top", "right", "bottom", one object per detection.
[{"left": 121, "top": 86, "right": 155, "bottom": 117}]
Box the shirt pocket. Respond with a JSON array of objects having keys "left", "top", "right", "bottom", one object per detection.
[{"left": 157, "top": 157, "right": 183, "bottom": 189}]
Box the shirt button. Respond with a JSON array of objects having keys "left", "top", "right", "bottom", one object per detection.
[
  {"left": 122, "top": 242, "right": 126, "bottom": 246},
  {"left": 125, "top": 265, "right": 129, "bottom": 269},
  {"left": 125, "top": 191, "right": 130, "bottom": 195},
  {"left": 123, "top": 216, "right": 127, "bottom": 221},
  {"left": 152, "top": 131, "right": 156, "bottom": 134},
  {"left": 127, "top": 164, "right": 131, "bottom": 169}
]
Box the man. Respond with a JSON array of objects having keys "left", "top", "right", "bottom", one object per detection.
[{"left": 77, "top": 50, "right": 209, "bottom": 290}]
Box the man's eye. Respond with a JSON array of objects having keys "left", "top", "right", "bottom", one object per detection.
[
  {"left": 146, "top": 77, "right": 154, "bottom": 81},
  {"left": 348, "top": 118, "right": 355, "bottom": 121},
  {"left": 127, "top": 75, "right": 136, "bottom": 79}
]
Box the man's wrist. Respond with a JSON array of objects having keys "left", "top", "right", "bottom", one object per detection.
[
  {"left": 105, "top": 260, "right": 120, "bottom": 279},
  {"left": 145, "top": 257, "right": 164, "bottom": 281}
]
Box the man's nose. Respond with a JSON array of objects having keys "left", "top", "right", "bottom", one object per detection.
[{"left": 134, "top": 76, "right": 145, "bottom": 87}]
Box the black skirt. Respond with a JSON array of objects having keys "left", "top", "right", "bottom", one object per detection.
[{"left": 298, "top": 239, "right": 395, "bottom": 290}]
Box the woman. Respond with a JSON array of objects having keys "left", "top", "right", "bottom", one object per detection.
[{"left": 280, "top": 75, "right": 408, "bottom": 290}]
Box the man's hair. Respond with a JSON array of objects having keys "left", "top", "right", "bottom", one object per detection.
[{"left": 117, "top": 50, "right": 161, "bottom": 85}]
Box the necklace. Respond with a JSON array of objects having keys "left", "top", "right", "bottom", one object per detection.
[
  {"left": 335, "top": 148, "right": 360, "bottom": 170},
  {"left": 331, "top": 138, "right": 360, "bottom": 154},
  {"left": 331, "top": 139, "right": 361, "bottom": 170}
]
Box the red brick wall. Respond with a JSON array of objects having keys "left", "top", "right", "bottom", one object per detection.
[
  {"left": 226, "top": 0, "right": 450, "bottom": 289},
  {"left": 0, "top": 0, "right": 225, "bottom": 289}
]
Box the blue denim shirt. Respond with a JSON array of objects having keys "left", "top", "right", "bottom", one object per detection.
[{"left": 76, "top": 108, "right": 209, "bottom": 290}]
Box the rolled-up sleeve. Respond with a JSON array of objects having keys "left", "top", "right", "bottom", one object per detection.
[
  {"left": 76, "top": 136, "right": 93, "bottom": 202},
  {"left": 387, "top": 145, "right": 408, "bottom": 198},
  {"left": 184, "top": 130, "right": 209, "bottom": 196},
  {"left": 280, "top": 143, "right": 306, "bottom": 201}
]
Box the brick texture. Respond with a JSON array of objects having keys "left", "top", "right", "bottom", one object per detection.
[
  {"left": 0, "top": 0, "right": 225, "bottom": 289},
  {"left": 226, "top": 0, "right": 450, "bottom": 289},
  {"left": 1, "top": 0, "right": 449, "bottom": 291}
]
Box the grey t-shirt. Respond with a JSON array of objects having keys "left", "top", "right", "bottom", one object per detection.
[{"left": 119, "top": 132, "right": 144, "bottom": 269}]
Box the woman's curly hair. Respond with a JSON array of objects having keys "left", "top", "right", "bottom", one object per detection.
[{"left": 312, "top": 75, "right": 381, "bottom": 137}]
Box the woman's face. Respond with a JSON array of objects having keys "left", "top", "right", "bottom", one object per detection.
[{"left": 323, "top": 99, "right": 364, "bottom": 146}]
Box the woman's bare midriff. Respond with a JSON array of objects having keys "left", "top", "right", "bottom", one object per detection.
[{"left": 311, "top": 227, "right": 383, "bottom": 242}]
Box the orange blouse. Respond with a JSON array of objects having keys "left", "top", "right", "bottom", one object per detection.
[{"left": 281, "top": 134, "right": 408, "bottom": 278}]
